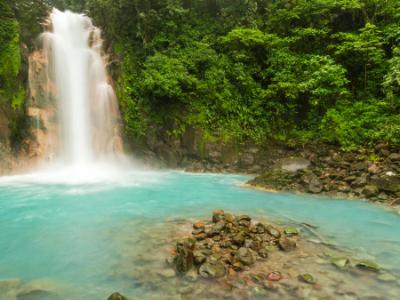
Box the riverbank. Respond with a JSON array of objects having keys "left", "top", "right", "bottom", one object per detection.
[
  {"left": 125, "top": 126, "right": 400, "bottom": 206},
  {"left": 243, "top": 143, "right": 400, "bottom": 207}
]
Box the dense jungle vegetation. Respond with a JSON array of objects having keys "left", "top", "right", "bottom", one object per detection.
[{"left": 1, "top": 0, "right": 400, "bottom": 150}]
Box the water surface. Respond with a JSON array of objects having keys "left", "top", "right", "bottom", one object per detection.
[{"left": 0, "top": 171, "right": 399, "bottom": 298}]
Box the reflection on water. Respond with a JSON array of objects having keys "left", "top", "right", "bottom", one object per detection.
[{"left": 0, "top": 171, "right": 399, "bottom": 299}]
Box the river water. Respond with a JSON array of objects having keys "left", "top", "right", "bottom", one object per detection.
[{"left": 0, "top": 171, "right": 399, "bottom": 299}]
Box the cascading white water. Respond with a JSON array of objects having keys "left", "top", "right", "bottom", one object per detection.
[{"left": 38, "top": 8, "right": 122, "bottom": 168}]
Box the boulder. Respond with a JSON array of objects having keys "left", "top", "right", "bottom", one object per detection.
[
  {"left": 255, "top": 223, "right": 265, "bottom": 234},
  {"left": 193, "top": 221, "right": 205, "bottom": 230},
  {"left": 236, "top": 215, "right": 251, "bottom": 227},
  {"left": 362, "top": 185, "right": 379, "bottom": 198},
  {"left": 266, "top": 225, "right": 281, "bottom": 238},
  {"left": 233, "top": 231, "right": 247, "bottom": 246},
  {"left": 207, "top": 222, "right": 225, "bottom": 237},
  {"left": 258, "top": 247, "right": 269, "bottom": 258},
  {"left": 352, "top": 162, "right": 368, "bottom": 171},
  {"left": 388, "top": 153, "right": 400, "bottom": 161},
  {"left": 235, "top": 247, "right": 256, "bottom": 266},
  {"left": 278, "top": 237, "right": 296, "bottom": 251},
  {"left": 308, "top": 178, "right": 322, "bottom": 193},
  {"left": 212, "top": 209, "right": 225, "bottom": 223},
  {"left": 193, "top": 250, "right": 209, "bottom": 265},
  {"left": 174, "top": 238, "right": 195, "bottom": 273},
  {"left": 224, "top": 213, "right": 235, "bottom": 223},
  {"left": 372, "top": 176, "right": 400, "bottom": 193},
  {"left": 352, "top": 173, "right": 368, "bottom": 187},
  {"left": 280, "top": 157, "right": 310, "bottom": 172}
]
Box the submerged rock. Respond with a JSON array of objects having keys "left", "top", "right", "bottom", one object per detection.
[
  {"left": 284, "top": 227, "right": 299, "bottom": 236},
  {"left": 298, "top": 273, "right": 317, "bottom": 284},
  {"left": 199, "top": 261, "right": 226, "bottom": 279},
  {"left": 107, "top": 292, "right": 129, "bottom": 300},
  {"left": 356, "top": 260, "right": 380, "bottom": 272},
  {"left": 266, "top": 225, "right": 281, "bottom": 238},
  {"left": 157, "top": 269, "right": 176, "bottom": 279},
  {"left": 212, "top": 209, "right": 225, "bottom": 223},
  {"left": 331, "top": 257, "right": 350, "bottom": 269},
  {"left": 377, "top": 273, "right": 397, "bottom": 282},
  {"left": 174, "top": 238, "right": 195, "bottom": 273},
  {"left": 172, "top": 210, "right": 305, "bottom": 283},
  {"left": 278, "top": 237, "right": 297, "bottom": 251},
  {"left": 267, "top": 271, "right": 282, "bottom": 281},
  {"left": 0, "top": 278, "right": 21, "bottom": 292},
  {"left": 193, "top": 221, "right": 205, "bottom": 230}
]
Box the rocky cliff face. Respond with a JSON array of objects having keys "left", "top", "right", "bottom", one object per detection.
[
  {"left": 26, "top": 50, "right": 59, "bottom": 165},
  {"left": 0, "top": 107, "right": 14, "bottom": 175},
  {"left": 127, "top": 125, "right": 267, "bottom": 173},
  {"left": 0, "top": 49, "right": 59, "bottom": 175},
  {"left": 126, "top": 124, "right": 310, "bottom": 174}
]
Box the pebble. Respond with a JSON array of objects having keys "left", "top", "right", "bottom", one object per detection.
[
  {"left": 157, "top": 269, "right": 176, "bottom": 279},
  {"left": 267, "top": 271, "right": 282, "bottom": 281},
  {"left": 377, "top": 273, "right": 397, "bottom": 282}
]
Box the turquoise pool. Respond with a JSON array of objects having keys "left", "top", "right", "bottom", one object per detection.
[{"left": 0, "top": 170, "right": 399, "bottom": 298}]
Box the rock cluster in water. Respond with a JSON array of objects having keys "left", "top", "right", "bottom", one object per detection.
[
  {"left": 107, "top": 213, "right": 400, "bottom": 299},
  {"left": 172, "top": 210, "right": 299, "bottom": 279}
]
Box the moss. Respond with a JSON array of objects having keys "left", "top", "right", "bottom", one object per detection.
[
  {"left": 248, "top": 170, "right": 294, "bottom": 189},
  {"left": 11, "top": 86, "right": 25, "bottom": 109},
  {"left": 0, "top": 18, "right": 21, "bottom": 99}
]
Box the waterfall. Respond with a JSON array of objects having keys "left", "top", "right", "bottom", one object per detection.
[{"left": 31, "top": 8, "right": 123, "bottom": 169}]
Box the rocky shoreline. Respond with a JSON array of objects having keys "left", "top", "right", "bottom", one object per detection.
[
  {"left": 245, "top": 144, "right": 400, "bottom": 207},
  {"left": 128, "top": 126, "right": 400, "bottom": 206}
]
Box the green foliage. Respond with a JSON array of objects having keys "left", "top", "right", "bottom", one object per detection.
[
  {"left": 384, "top": 47, "right": 400, "bottom": 101},
  {"left": 11, "top": 86, "right": 25, "bottom": 109},
  {"left": 0, "top": 5, "right": 21, "bottom": 100},
  {"left": 332, "top": 23, "right": 386, "bottom": 98},
  {"left": 5, "top": 0, "right": 400, "bottom": 150},
  {"left": 321, "top": 100, "right": 400, "bottom": 149}
]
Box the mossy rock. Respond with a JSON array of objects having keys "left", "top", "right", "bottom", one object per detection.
[
  {"left": 298, "top": 273, "right": 317, "bottom": 284},
  {"left": 331, "top": 257, "right": 350, "bottom": 269},
  {"left": 284, "top": 227, "right": 299, "bottom": 236},
  {"left": 356, "top": 260, "right": 380, "bottom": 272},
  {"left": 249, "top": 170, "right": 293, "bottom": 189}
]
